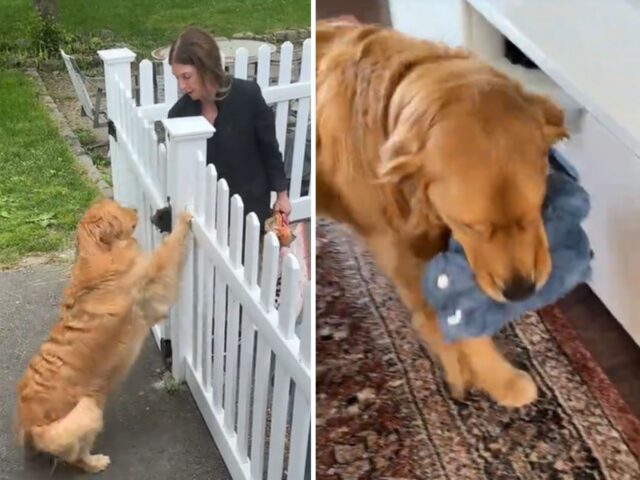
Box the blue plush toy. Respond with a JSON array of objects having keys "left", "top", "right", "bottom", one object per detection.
[{"left": 421, "top": 149, "right": 592, "bottom": 343}]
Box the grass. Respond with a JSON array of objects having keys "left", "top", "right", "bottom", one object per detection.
[
  {"left": 0, "top": 0, "right": 32, "bottom": 45},
  {"left": 90, "top": 152, "right": 112, "bottom": 188},
  {"left": 75, "top": 127, "right": 97, "bottom": 146},
  {"left": 0, "top": 0, "right": 309, "bottom": 64},
  {"left": 58, "top": 0, "right": 310, "bottom": 53},
  {"left": 76, "top": 128, "right": 112, "bottom": 186},
  {"left": 0, "top": 69, "right": 99, "bottom": 267}
]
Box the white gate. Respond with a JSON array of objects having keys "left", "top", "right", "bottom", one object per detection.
[{"left": 99, "top": 40, "right": 311, "bottom": 480}]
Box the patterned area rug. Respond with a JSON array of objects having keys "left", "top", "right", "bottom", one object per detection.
[{"left": 316, "top": 219, "right": 640, "bottom": 480}]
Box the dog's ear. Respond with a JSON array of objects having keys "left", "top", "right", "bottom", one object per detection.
[
  {"left": 524, "top": 92, "right": 569, "bottom": 145},
  {"left": 379, "top": 83, "right": 441, "bottom": 183},
  {"left": 378, "top": 130, "right": 442, "bottom": 232},
  {"left": 76, "top": 213, "right": 121, "bottom": 253},
  {"left": 97, "top": 216, "right": 119, "bottom": 246}
]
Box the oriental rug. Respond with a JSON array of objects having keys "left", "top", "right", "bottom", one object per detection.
[{"left": 316, "top": 219, "right": 640, "bottom": 480}]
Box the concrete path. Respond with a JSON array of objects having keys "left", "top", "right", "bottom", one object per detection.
[{"left": 0, "top": 264, "right": 231, "bottom": 480}]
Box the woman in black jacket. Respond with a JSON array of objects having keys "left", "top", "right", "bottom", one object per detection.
[{"left": 167, "top": 26, "right": 291, "bottom": 228}]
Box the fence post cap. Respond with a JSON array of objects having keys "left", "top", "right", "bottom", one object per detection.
[
  {"left": 98, "top": 48, "right": 136, "bottom": 64},
  {"left": 162, "top": 116, "right": 215, "bottom": 141}
]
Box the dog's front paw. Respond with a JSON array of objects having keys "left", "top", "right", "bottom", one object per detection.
[
  {"left": 77, "top": 454, "right": 111, "bottom": 473},
  {"left": 412, "top": 310, "right": 473, "bottom": 400},
  {"left": 495, "top": 369, "right": 538, "bottom": 408},
  {"left": 480, "top": 368, "right": 538, "bottom": 408},
  {"left": 178, "top": 211, "right": 193, "bottom": 225},
  {"left": 172, "top": 212, "right": 193, "bottom": 236},
  {"left": 441, "top": 346, "right": 474, "bottom": 401}
]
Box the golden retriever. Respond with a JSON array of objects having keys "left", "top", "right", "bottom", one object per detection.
[
  {"left": 316, "top": 21, "right": 568, "bottom": 407},
  {"left": 16, "top": 198, "right": 192, "bottom": 472}
]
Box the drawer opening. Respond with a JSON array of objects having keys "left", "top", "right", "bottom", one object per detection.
[{"left": 462, "top": 1, "right": 584, "bottom": 134}]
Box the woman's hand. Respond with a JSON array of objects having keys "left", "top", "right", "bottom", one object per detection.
[{"left": 273, "top": 191, "right": 292, "bottom": 220}]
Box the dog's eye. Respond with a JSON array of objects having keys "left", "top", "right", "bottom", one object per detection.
[
  {"left": 516, "top": 217, "right": 536, "bottom": 232},
  {"left": 461, "top": 222, "right": 493, "bottom": 239}
]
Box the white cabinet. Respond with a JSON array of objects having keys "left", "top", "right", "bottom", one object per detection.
[{"left": 388, "top": 0, "right": 467, "bottom": 46}]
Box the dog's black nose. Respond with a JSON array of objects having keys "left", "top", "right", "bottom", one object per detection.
[{"left": 503, "top": 276, "right": 536, "bottom": 302}]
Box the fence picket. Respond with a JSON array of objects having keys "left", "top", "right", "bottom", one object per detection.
[
  {"left": 260, "top": 233, "right": 279, "bottom": 312},
  {"left": 179, "top": 155, "right": 196, "bottom": 370},
  {"left": 158, "top": 143, "right": 168, "bottom": 202},
  {"left": 250, "top": 335, "right": 272, "bottom": 479},
  {"left": 234, "top": 48, "right": 249, "bottom": 80},
  {"left": 287, "top": 386, "right": 310, "bottom": 480},
  {"left": 139, "top": 59, "right": 154, "bottom": 106},
  {"left": 203, "top": 165, "right": 218, "bottom": 393},
  {"left": 287, "top": 282, "right": 311, "bottom": 479},
  {"left": 275, "top": 42, "right": 293, "bottom": 159},
  {"left": 223, "top": 196, "right": 244, "bottom": 433},
  {"left": 278, "top": 255, "right": 300, "bottom": 340},
  {"left": 266, "top": 255, "right": 300, "bottom": 479},
  {"left": 257, "top": 44, "right": 272, "bottom": 88},
  {"left": 289, "top": 39, "right": 311, "bottom": 201},
  {"left": 249, "top": 233, "right": 279, "bottom": 479},
  {"left": 212, "top": 180, "right": 230, "bottom": 411},
  {"left": 267, "top": 368, "right": 291, "bottom": 480},
  {"left": 194, "top": 152, "right": 207, "bottom": 376},
  {"left": 163, "top": 59, "right": 178, "bottom": 106},
  {"left": 243, "top": 213, "right": 260, "bottom": 289},
  {"left": 236, "top": 212, "right": 260, "bottom": 459}
]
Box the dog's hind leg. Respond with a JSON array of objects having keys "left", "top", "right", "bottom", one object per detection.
[
  {"left": 457, "top": 337, "right": 538, "bottom": 408},
  {"left": 67, "top": 431, "right": 111, "bottom": 473},
  {"left": 139, "top": 211, "right": 192, "bottom": 325},
  {"left": 29, "top": 397, "right": 109, "bottom": 473}
]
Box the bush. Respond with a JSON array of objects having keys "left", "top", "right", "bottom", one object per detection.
[
  {"left": 26, "top": 13, "right": 72, "bottom": 59},
  {"left": 0, "top": 11, "right": 77, "bottom": 68}
]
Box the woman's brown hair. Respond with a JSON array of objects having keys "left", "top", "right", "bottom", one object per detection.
[{"left": 169, "top": 26, "right": 231, "bottom": 100}]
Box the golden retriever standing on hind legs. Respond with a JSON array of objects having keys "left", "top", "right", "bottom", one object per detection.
[
  {"left": 316, "top": 20, "right": 568, "bottom": 407},
  {"left": 16, "top": 198, "right": 192, "bottom": 473}
]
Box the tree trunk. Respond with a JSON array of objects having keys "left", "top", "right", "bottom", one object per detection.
[{"left": 33, "top": 0, "right": 58, "bottom": 20}]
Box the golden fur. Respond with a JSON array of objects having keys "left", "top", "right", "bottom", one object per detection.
[
  {"left": 316, "top": 21, "right": 568, "bottom": 407},
  {"left": 16, "top": 199, "right": 192, "bottom": 472}
]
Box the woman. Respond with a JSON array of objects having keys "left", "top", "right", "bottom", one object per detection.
[{"left": 167, "top": 26, "right": 291, "bottom": 228}]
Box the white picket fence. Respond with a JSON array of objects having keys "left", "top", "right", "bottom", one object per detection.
[{"left": 98, "top": 40, "right": 311, "bottom": 480}]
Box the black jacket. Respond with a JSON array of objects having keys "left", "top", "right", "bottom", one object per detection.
[{"left": 167, "top": 77, "right": 288, "bottom": 227}]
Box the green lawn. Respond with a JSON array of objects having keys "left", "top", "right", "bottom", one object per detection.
[
  {"left": 0, "top": 69, "right": 98, "bottom": 267},
  {"left": 0, "top": 0, "right": 34, "bottom": 53},
  {"left": 0, "top": 0, "right": 309, "bottom": 58},
  {"left": 58, "top": 0, "right": 309, "bottom": 51}
]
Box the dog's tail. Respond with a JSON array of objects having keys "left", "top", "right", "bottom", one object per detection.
[{"left": 21, "top": 397, "right": 103, "bottom": 458}]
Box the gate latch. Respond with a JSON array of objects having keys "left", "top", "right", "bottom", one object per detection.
[
  {"left": 151, "top": 199, "right": 172, "bottom": 233},
  {"left": 107, "top": 119, "right": 117, "bottom": 141}
]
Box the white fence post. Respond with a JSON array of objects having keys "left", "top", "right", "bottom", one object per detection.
[
  {"left": 98, "top": 48, "right": 136, "bottom": 202},
  {"left": 162, "top": 116, "right": 214, "bottom": 381}
]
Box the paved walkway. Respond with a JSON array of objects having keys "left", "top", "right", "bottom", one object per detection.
[{"left": 0, "top": 264, "right": 230, "bottom": 480}]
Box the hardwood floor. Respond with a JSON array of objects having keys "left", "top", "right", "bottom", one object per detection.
[{"left": 557, "top": 284, "right": 640, "bottom": 417}]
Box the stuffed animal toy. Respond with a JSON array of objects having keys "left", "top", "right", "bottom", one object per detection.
[
  {"left": 267, "top": 211, "right": 309, "bottom": 318},
  {"left": 265, "top": 211, "right": 296, "bottom": 247},
  {"left": 421, "top": 149, "right": 592, "bottom": 342}
]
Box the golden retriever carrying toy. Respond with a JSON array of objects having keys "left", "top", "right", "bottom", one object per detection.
[{"left": 316, "top": 20, "right": 568, "bottom": 407}]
